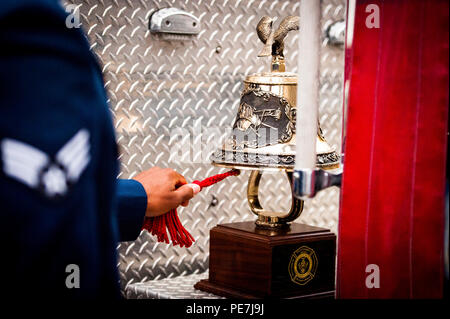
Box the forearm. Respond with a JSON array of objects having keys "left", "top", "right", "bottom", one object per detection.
[{"left": 116, "top": 179, "right": 147, "bottom": 241}]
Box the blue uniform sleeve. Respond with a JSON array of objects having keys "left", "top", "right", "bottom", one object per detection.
[{"left": 116, "top": 179, "right": 147, "bottom": 242}]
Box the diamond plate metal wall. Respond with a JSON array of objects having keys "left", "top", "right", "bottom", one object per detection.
[{"left": 65, "top": 0, "right": 345, "bottom": 295}]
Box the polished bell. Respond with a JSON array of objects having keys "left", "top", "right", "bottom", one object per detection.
[
  {"left": 210, "top": 16, "right": 340, "bottom": 228},
  {"left": 211, "top": 16, "right": 339, "bottom": 172}
]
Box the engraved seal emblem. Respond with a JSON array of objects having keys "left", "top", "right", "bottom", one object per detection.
[{"left": 288, "top": 246, "right": 318, "bottom": 285}]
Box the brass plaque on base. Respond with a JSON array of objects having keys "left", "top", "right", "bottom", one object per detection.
[{"left": 194, "top": 222, "right": 336, "bottom": 299}]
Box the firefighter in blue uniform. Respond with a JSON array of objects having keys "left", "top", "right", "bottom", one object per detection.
[{"left": 0, "top": 0, "right": 196, "bottom": 298}]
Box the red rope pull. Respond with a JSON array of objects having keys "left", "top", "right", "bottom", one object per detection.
[{"left": 142, "top": 169, "right": 239, "bottom": 247}]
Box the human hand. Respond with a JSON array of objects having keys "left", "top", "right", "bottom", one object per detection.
[{"left": 132, "top": 167, "right": 199, "bottom": 217}]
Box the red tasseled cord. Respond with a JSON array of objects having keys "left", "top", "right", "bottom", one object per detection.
[{"left": 142, "top": 169, "right": 239, "bottom": 247}]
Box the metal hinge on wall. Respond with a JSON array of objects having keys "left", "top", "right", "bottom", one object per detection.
[{"left": 149, "top": 8, "right": 201, "bottom": 41}]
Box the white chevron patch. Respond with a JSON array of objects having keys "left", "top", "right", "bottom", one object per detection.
[{"left": 1, "top": 129, "right": 91, "bottom": 198}]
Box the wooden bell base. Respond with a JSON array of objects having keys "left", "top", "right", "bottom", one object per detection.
[{"left": 194, "top": 221, "right": 336, "bottom": 299}]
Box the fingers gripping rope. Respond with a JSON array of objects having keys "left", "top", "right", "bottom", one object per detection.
[{"left": 142, "top": 169, "right": 240, "bottom": 247}]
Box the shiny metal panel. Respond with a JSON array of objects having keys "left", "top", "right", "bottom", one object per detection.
[{"left": 125, "top": 271, "right": 222, "bottom": 299}]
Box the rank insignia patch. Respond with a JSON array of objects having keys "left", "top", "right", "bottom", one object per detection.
[{"left": 1, "top": 129, "right": 90, "bottom": 198}]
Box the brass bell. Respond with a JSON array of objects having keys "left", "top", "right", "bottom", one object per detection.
[{"left": 210, "top": 16, "right": 339, "bottom": 228}]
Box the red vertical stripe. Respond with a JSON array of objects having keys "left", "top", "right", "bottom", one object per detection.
[
  {"left": 410, "top": 0, "right": 449, "bottom": 298},
  {"left": 338, "top": 0, "right": 448, "bottom": 298}
]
